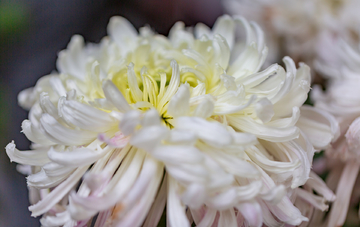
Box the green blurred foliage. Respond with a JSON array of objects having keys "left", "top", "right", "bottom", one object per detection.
[{"left": 0, "top": 2, "right": 28, "bottom": 37}]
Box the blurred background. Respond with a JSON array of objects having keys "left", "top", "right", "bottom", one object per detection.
[{"left": 0, "top": 0, "right": 223, "bottom": 226}]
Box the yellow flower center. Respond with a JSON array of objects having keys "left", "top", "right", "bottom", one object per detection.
[{"left": 110, "top": 43, "right": 202, "bottom": 126}]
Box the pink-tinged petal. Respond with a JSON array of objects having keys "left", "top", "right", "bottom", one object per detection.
[
  {"left": 69, "top": 148, "right": 145, "bottom": 211},
  {"left": 189, "top": 206, "right": 206, "bottom": 225},
  {"left": 196, "top": 207, "right": 217, "bottom": 227},
  {"left": 98, "top": 132, "right": 129, "bottom": 148},
  {"left": 29, "top": 165, "right": 89, "bottom": 217},
  {"left": 306, "top": 171, "right": 336, "bottom": 202},
  {"left": 237, "top": 202, "right": 263, "bottom": 227},
  {"left": 266, "top": 196, "right": 308, "bottom": 226},
  {"left": 327, "top": 160, "right": 360, "bottom": 227},
  {"left": 143, "top": 175, "right": 168, "bottom": 227},
  {"left": 258, "top": 200, "right": 283, "bottom": 227},
  {"left": 218, "top": 209, "right": 237, "bottom": 227},
  {"left": 346, "top": 117, "right": 360, "bottom": 154},
  {"left": 93, "top": 210, "right": 111, "bottom": 227},
  {"left": 112, "top": 157, "right": 163, "bottom": 226},
  {"left": 295, "top": 188, "right": 329, "bottom": 211}
]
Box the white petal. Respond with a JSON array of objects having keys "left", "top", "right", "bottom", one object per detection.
[
  {"left": 130, "top": 125, "right": 168, "bottom": 151},
  {"left": 260, "top": 185, "right": 286, "bottom": 205},
  {"left": 212, "top": 15, "right": 235, "bottom": 49},
  {"left": 102, "top": 80, "right": 132, "bottom": 113},
  {"left": 18, "top": 87, "right": 36, "bottom": 110},
  {"left": 237, "top": 64, "right": 279, "bottom": 88},
  {"left": 297, "top": 105, "right": 339, "bottom": 149},
  {"left": 69, "top": 148, "right": 145, "bottom": 211},
  {"left": 143, "top": 175, "right": 168, "bottom": 227},
  {"left": 127, "top": 62, "right": 143, "bottom": 102},
  {"left": 181, "top": 183, "right": 205, "bottom": 209},
  {"left": 107, "top": 16, "right": 137, "bottom": 53},
  {"left": 6, "top": 141, "right": 50, "bottom": 166},
  {"left": 166, "top": 163, "right": 208, "bottom": 185},
  {"left": 39, "top": 92, "right": 58, "bottom": 119},
  {"left": 204, "top": 147, "right": 259, "bottom": 178},
  {"left": 167, "top": 176, "right": 190, "bottom": 227},
  {"left": 59, "top": 99, "right": 117, "bottom": 132},
  {"left": 193, "top": 96, "right": 215, "bottom": 119},
  {"left": 40, "top": 211, "right": 71, "bottom": 227},
  {"left": 194, "top": 23, "right": 212, "bottom": 39},
  {"left": 175, "top": 117, "right": 233, "bottom": 147},
  {"left": 27, "top": 167, "right": 73, "bottom": 189},
  {"left": 119, "top": 110, "right": 141, "bottom": 135},
  {"left": 212, "top": 35, "right": 231, "bottom": 70},
  {"left": 40, "top": 113, "right": 97, "bottom": 145},
  {"left": 214, "top": 94, "right": 256, "bottom": 115},
  {"left": 254, "top": 98, "right": 274, "bottom": 123},
  {"left": 168, "top": 83, "right": 190, "bottom": 117},
  {"left": 56, "top": 35, "right": 87, "bottom": 81},
  {"left": 166, "top": 129, "right": 197, "bottom": 145},
  {"left": 47, "top": 146, "right": 110, "bottom": 167},
  {"left": 141, "top": 108, "right": 161, "bottom": 127},
  {"left": 228, "top": 116, "right": 299, "bottom": 142},
  {"left": 266, "top": 196, "right": 308, "bottom": 225},
  {"left": 232, "top": 132, "right": 258, "bottom": 147},
  {"left": 43, "top": 162, "right": 76, "bottom": 177},
  {"left": 158, "top": 60, "right": 180, "bottom": 109}
]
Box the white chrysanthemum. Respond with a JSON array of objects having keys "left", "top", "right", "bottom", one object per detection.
[
  {"left": 6, "top": 15, "right": 337, "bottom": 227},
  {"left": 312, "top": 40, "right": 360, "bottom": 227},
  {"left": 223, "top": 0, "right": 360, "bottom": 69}
]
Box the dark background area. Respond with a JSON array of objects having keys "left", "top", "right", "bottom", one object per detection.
[{"left": 0, "top": 0, "right": 223, "bottom": 226}]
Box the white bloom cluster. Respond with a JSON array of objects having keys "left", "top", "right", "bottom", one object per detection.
[
  {"left": 6, "top": 15, "right": 338, "bottom": 227},
  {"left": 223, "top": 0, "right": 360, "bottom": 69},
  {"left": 312, "top": 40, "right": 360, "bottom": 227}
]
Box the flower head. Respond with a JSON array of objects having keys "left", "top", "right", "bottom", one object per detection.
[
  {"left": 6, "top": 15, "right": 337, "bottom": 227},
  {"left": 312, "top": 39, "right": 360, "bottom": 227}
]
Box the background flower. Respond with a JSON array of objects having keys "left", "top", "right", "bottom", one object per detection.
[
  {"left": 223, "top": 0, "right": 360, "bottom": 78},
  {"left": 311, "top": 39, "right": 360, "bottom": 227}
]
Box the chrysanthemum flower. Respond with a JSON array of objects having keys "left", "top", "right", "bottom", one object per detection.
[
  {"left": 312, "top": 40, "right": 360, "bottom": 227},
  {"left": 6, "top": 15, "right": 338, "bottom": 227},
  {"left": 223, "top": 0, "right": 360, "bottom": 70}
]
